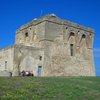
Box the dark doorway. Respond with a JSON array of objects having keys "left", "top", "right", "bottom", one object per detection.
[{"left": 38, "top": 66, "right": 42, "bottom": 76}]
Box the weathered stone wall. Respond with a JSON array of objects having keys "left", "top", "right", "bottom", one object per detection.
[
  {"left": 12, "top": 44, "right": 44, "bottom": 76},
  {"left": 0, "top": 46, "right": 14, "bottom": 72},
  {"left": 42, "top": 20, "right": 95, "bottom": 76},
  {"left": 16, "top": 22, "right": 46, "bottom": 48}
]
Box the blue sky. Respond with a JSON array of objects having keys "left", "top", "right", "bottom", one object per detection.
[{"left": 0, "top": 0, "right": 100, "bottom": 76}]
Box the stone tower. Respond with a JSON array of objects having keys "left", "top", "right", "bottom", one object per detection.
[
  {"left": 0, "top": 14, "right": 95, "bottom": 76},
  {"left": 15, "top": 14, "right": 95, "bottom": 76}
]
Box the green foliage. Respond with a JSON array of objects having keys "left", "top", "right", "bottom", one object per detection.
[{"left": 0, "top": 77, "right": 100, "bottom": 100}]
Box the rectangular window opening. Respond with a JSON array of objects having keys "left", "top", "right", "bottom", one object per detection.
[
  {"left": 5, "top": 61, "right": 7, "bottom": 70},
  {"left": 70, "top": 44, "right": 74, "bottom": 56}
]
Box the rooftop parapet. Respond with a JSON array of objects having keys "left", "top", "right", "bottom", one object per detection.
[{"left": 16, "top": 14, "right": 94, "bottom": 33}]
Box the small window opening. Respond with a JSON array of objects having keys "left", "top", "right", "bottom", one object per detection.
[
  {"left": 78, "top": 30, "right": 80, "bottom": 32},
  {"left": 66, "top": 27, "right": 68, "bottom": 29},
  {"left": 70, "top": 44, "right": 74, "bottom": 56},
  {"left": 90, "top": 34, "right": 92, "bottom": 36},
  {"left": 82, "top": 34, "right": 86, "bottom": 38},
  {"left": 25, "top": 32, "right": 28, "bottom": 37},
  {"left": 5, "top": 61, "right": 7, "bottom": 63},
  {"left": 38, "top": 66, "right": 42, "bottom": 68},
  {"left": 5, "top": 61, "right": 7, "bottom": 70},
  {"left": 39, "top": 56, "right": 42, "bottom": 61},
  {"left": 70, "top": 32, "right": 75, "bottom": 36}
]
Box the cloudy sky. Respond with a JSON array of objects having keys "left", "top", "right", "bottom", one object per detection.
[{"left": 0, "top": 0, "right": 100, "bottom": 76}]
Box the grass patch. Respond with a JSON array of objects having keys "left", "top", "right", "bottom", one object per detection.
[{"left": 0, "top": 77, "right": 100, "bottom": 100}]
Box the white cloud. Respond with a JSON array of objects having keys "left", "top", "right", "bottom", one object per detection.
[
  {"left": 94, "top": 48, "right": 100, "bottom": 52},
  {"left": 93, "top": 48, "right": 100, "bottom": 58}
]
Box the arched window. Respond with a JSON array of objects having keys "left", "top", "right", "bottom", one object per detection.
[
  {"left": 70, "top": 32, "right": 75, "bottom": 36},
  {"left": 39, "top": 56, "right": 42, "bottom": 61},
  {"left": 66, "top": 27, "right": 68, "bottom": 29},
  {"left": 82, "top": 34, "right": 86, "bottom": 38},
  {"left": 80, "top": 34, "right": 87, "bottom": 47},
  {"left": 68, "top": 32, "right": 75, "bottom": 42},
  {"left": 25, "top": 32, "right": 28, "bottom": 37}
]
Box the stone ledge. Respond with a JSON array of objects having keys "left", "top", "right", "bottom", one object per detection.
[
  {"left": 16, "top": 14, "right": 94, "bottom": 34},
  {"left": 0, "top": 71, "right": 11, "bottom": 76}
]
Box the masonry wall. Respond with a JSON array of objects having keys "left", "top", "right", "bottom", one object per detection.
[
  {"left": 42, "top": 21, "right": 95, "bottom": 76},
  {"left": 12, "top": 44, "right": 44, "bottom": 76},
  {"left": 0, "top": 46, "right": 14, "bottom": 72},
  {"left": 15, "top": 21, "right": 46, "bottom": 48}
]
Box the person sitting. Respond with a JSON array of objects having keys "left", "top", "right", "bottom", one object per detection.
[
  {"left": 30, "top": 71, "right": 33, "bottom": 76},
  {"left": 22, "top": 70, "right": 26, "bottom": 77}
]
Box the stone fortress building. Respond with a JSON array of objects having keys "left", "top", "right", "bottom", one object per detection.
[{"left": 0, "top": 14, "right": 95, "bottom": 76}]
